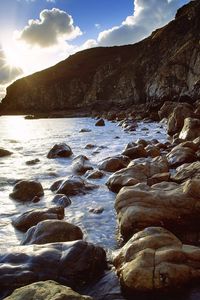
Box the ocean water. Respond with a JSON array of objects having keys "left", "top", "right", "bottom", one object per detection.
[{"left": 0, "top": 116, "right": 167, "bottom": 250}]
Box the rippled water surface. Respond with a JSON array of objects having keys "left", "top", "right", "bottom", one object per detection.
[{"left": 0, "top": 116, "right": 167, "bottom": 250}]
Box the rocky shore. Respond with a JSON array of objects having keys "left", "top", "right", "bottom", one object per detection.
[{"left": 0, "top": 98, "right": 200, "bottom": 300}]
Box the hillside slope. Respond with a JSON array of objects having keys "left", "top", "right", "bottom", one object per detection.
[{"left": 0, "top": 0, "right": 200, "bottom": 114}]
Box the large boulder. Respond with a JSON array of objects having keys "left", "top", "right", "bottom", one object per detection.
[
  {"left": 9, "top": 180, "right": 44, "bottom": 202},
  {"left": 106, "top": 156, "right": 169, "bottom": 193},
  {"left": 172, "top": 161, "right": 200, "bottom": 183},
  {"left": 12, "top": 206, "right": 64, "bottom": 232},
  {"left": 166, "top": 146, "right": 197, "bottom": 168},
  {"left": 179, "top": 118, "right": 200, "bottom": 140},
  {"left": 5, "top": 280, "right": 93, "bottom": 300},
  {"left": 114, "top": 227, "right": 200, "bottom": 294},
  {"left": 47, "top": 143, "right": 72, "bottom": 159},
  {"left": 98, "top": 155, "right": 130, "bottom": 172},
  {"left": 167, "top": 103, "right": 193, "bottom": 136},
  {"left": 0, "top": 241, "right": 106, "bottom": 298},
  {"left": 0, "top": 148, "right": 12, "bottom": 157},
  {"left": 158, "top": 101, "right": 178, "bottom": 120},
  {"left": 115, "top": 179, "right": 200, "bottom": 243},
  {"left": 56, "top": 176, "right": 98, "bottom": 196},
  {"left": 22, "top": 220, "right": 83, "bottom": 245},
  {"left": 72, "top": 155, "right": 93, "bottom": 175}
]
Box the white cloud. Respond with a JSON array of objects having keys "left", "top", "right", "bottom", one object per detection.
[
  {"left": 17, "top": 8, "right": 82, "bottom": 47},
  {"left": 97, "top": 0, "right": 189, "bottom": 46}
]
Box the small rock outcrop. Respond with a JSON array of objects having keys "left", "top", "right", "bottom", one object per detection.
[
  {"left": 5, "top": 280, "right": 93, "bottom": 300},
  {"left": 9, "top": 180, "right": 44, "bottom": 202},
  {"left": 47, "top": 143, "right": 72, "bottom": 159},
  {"left": 22, "top": 220, "right": 83, "bottom": 245}
]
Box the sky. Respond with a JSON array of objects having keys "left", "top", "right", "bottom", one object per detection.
[{"left": 0, "top": 0, "right": 190, "bottom": 99}]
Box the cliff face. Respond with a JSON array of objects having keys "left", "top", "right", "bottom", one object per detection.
[{"left": 0, "top": 0, "right": 200, "bottom": 114}]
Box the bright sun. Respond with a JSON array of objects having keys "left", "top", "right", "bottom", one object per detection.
[{"left": 3, "top": 44, "right": 23, "bottom": 70}]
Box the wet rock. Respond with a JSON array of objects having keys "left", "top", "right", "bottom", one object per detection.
[
  {"left": 9, "top": 180, "right": 44, "bottom": 202},
  {"left": 22, "top": 220, "right": 83, "bottom": 245},
  {"left": 95, "top": 119, "right": 105, "bottom": 126},
  {"left": 84, "top": 270, "right": 125, "bottom": 300},
  {"left": 56, "top": 175, "right": 98, "bottom": 196},
  {"left": 122, "top": 144, "right": 147, "bottom": 159},
  {"left": 85, "top": 169, "right": 104, "bottom": 179},
  {"left": 79, "top": 128, "right": 92, "bottom": 133},
  {"left": 115, "top": 179, "right": 200, "bottom": 243},
  {"left": 147, "top": 172, "right": 170, "bottom": 186},
  {"left": 32, "top": 196, "right": 40, "bottom": 203},
  {"left": 89, "top": 207, "right": 104, "bottom": 214},
  {"left": 72, "top": 155, "right": 93, "bottom": 175},
  {"left": 85, "top": 144, "right": 96, "bottom": 149},
  {"left": 167, "top": 146, "right": 197, "bottom": 168},
  {"left": 179, "top": 117, "right": 200, "bottom": 141},
  {"left": 114, "top": 227, "right": 200, "bottom": 294},
  {"left": 172, "top": 161, "right": 200, "bottom": 183},
  {"left": 0, "top": 241, "right": 106, "bottom": 297},
  {"left": 5, "top": 280, "right": 93, "bottom": 300},
  {"left": 107, "top": 156, "right": 169, "bottom": 193},
  {"left": 52, "top": 194, "right": 71, "bottom": 207},
  {"left": 25, "top": 158, "right": 40, "bottom": 165},
  {"left": 0, "top": 148, "right": 12, "bottom": 157},
  {"left": 50, "top": 179, "right": 63, "bottom": 192},
  {"left": 98, "top": 155, "right": 130, "bottom": 172},
  {"left": 167, "top": 103, "right": 193, "bottom": 136},
  {"left": 47, "top": 143, "right": 72, "bottom": 159},
  {"left": 12, "top": 206, "right": 64, "bottom": 232}
]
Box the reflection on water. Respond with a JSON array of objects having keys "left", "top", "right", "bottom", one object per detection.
[{"left": 0, "top": 116, "right": 167, "bottom": 250}]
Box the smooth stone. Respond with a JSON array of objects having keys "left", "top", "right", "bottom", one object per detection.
[
  {"left": 0, "top": 148, "right": 13, "bottom": 157},
  {"left": 22, "top": 220, "right": 83, "bottom": 245},
  {"left": 115, "top": 179, "right": 200, "bottom": 243},
  {"left": 179, "top": 117, "right": 200, "bottom": 140},
  {"left": 12, "top": 206, "right": 65, "bottom": 232},
  {"left": 47, "top": 143, "right": 72, "bottom": 159},
  {"left": 25, "top": 158, "right": 40, "bottom": 165},
  {"left": 50, "top": 179, "right": 64, "bottom": 192},
  {"left": 95, "top": 119, "right": 105, "bottom": 126},
  {"left": 0, "top": 241, "right": 106, "bottom": 298},
  {"left": 89, "top": 207, "right": 104, "bottom": 214},
  {"left": 85, "top": 169, "right": 104, "bottom": 179},
  {"left": 167, "top": 146, "right": 197, "bottom": 168},
  {"left": 72, "top": 155, "right": 93, "bottom": 175},
  {"left": 9, "top": 180, "right": 44, "bottom": 202},
  {"left": 5, "top": 280, "right": 93, "bottom": 300},
  {"left": 56, "top": 175, "right": 98, "bottom": 196},
  {"left": 52, "top": 194, "right": 71, "bottom": 207},
  {"left": 98, "top": 155, "right": 130, "bottom": 172},
  {"left": 122, "top": 144, "right": 147, "bottom": 159},
  {"left": 114, "top": 227, "right": 200, "bottom": 294}
]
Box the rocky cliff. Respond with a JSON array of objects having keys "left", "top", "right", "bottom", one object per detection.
[{"left": 0, "top": 0, "right": 200, "bottom": 114}]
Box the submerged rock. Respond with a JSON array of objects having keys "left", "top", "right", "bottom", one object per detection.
[
  {"left": 98, "top": 155, "right": 130, "bottom": 172},
  {"left": 0, "top": 148, "right": 12, "bottom": 157},
  {"left": 0, "top": 241, "right": 106, "bottom": 298},
  {"left": 22, "top": 220, "right": 83, "bottom": 245},
  {"left": 5, "top": 280, "right": 93, "bottom": 300},
  {"left": 25, "top": 158, "right": 40, "bottom": 166},
  {"left": 56, "top": 175, "right": 98, "bottom": 196},
  {"left": 12, "top": 206, "right": 64, "bottom": 232},
  {"left": 114, "top": 227, "right": 200, "bottom": 294},
  {"left": 9, "top": 180, "right": 44, "bottom": 202},
  {"left": 52, "top": 194, "right": 71, "bottom": 207},
  {"left": 72, "top": 155, "right": 93, "bottom": 175},
  {"left": 47, "top": 143, "right": 72, "bottom": 159},
  {"left": 115, "top": 179, "right": 200, "bottom": 243},
  {"left": 95, "top": 119, "right": 105, "bottom": 126},
  {"left": 85, "top": 169, "right": 104, "bottom": 179}
]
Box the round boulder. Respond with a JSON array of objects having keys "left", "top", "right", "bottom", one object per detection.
[
  {"left": 47, "top": 143, "right": 72, "bottom": 159},
  {"left": 9, "top": 180, "right": 44, "bottom": 202}
]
